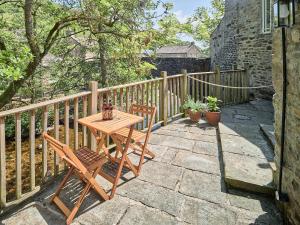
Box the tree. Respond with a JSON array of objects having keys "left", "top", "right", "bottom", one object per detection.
[
  {"left": 187, "top": 0, "right": 225, "bottom": 50},
  {"left": 0, "top": 0, "right": 171, "bottom": 109}
]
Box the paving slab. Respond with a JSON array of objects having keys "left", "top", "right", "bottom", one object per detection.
[
  {"left": 149, "top": 133, "right": 195, "bottom": 151},
  {"left": 219, "top": 101, "right": 276, "bottom": 195},
  {"left": 117, "top": 179, "right": 185, "bottom": 217},
  {"left": 181, "top": 197, "right": 237, "bottom": 225},
  {"left": 118, "top": 204, "right": 186, "bottom": 225},
  {"left": 223, "top": 152, "right": 275, "bottom": 195},
  {"left": 138, "top": 160, "right": 183, "bottom": 190},
  {"left": 179, "top": 170, "right": 228, "bottom": 204},
  {"left": 172, "top": 151, "right": 220, "bottom": 175},
  {"left": 193, "top": 140, "right": 218, "bottom": 156},
  {"left": 74, "top": 196, "right": 129, "bottom": 225}
]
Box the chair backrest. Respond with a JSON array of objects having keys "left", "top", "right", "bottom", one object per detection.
[
  {"left": 43, "top": 132, "right": 87, "bottom": 173},
  {"left": 129, "top": 104, "right": 156, "bottom": 142}
]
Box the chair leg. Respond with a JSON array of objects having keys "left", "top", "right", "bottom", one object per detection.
[
  {"left": 51, "top": 167, "right": 74, "bottom": 202},
  {"left": 66, "top": 182, "right": 92, "bottom": 225}
]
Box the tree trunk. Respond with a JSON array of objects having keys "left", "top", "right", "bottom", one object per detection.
[{"left": 98, "top": 38, "right": 107, "bottom": 87}]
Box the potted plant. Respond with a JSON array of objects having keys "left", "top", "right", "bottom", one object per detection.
[
  {"left": 205, "top": 96, "right": 221, "bottom": 126},
  {"left": 182, "top": 98, "right": 207, "bottom": 122},
  {"left": 181, "top": 96, "right": 194, "bottom": 117}
]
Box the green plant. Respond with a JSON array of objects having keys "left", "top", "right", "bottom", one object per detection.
[
  {"left": 182, "top": 96, "right": 207, "bottom": 113},
  {"left": 205, "top": 96, "right": 221, "bottom": 112}
]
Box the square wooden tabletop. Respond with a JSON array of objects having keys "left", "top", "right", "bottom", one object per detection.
[{"left": 78, "top": 110, "right": 143, "bottom": 135}]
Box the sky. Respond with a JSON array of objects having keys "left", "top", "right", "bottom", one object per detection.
[{"left": 164, "top": 0, "right": 210, "bottom": 44}]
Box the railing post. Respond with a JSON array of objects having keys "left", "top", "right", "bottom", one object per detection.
[
  {"left": 88, "top": 81, "right": 98, "bottom": 151},
  {"left": 215, "top": 66, "right": 221, "bottom": 99},
  {"left": 160, "top": 71, "right": 168, "bottom": 126},
  {"left": 0, "top": 117, "right": 6, "bottom": 206},
  {"left": 181, "top": 69, "right": 188, "bottom": 105}
]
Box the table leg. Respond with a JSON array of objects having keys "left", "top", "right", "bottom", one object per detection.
[{"left": 110, "top": 125, "right": 134, "bottom": 198}]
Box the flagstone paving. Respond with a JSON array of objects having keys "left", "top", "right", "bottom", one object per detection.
[{"left": 1, "top": 103, "right": 282, "bottom": 225}]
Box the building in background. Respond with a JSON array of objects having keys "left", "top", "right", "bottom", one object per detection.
[
  {"left": 210, "top": 0, "right": 273, "bottom": 99},
  {"left": 156, "top": 42, "right": 203, "bottom": 58}
]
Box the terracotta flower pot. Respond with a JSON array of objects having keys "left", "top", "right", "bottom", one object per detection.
[
  {"left": 189, "top": 111, "right": 201, "bottom": 122},
  {"left": 206, "top": 112, "right": 221, "bottom": 126}
]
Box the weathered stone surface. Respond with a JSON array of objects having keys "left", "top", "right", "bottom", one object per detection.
[
  {"left": 210, "top": 0, "right": 273, "bottom": 99},
  {"left": 119, "top": 204, "right": 185, "bottom": 225},
  {"left": 117, "top": 179, "right": 185, "bottom": 217},
  {"left": 149, "top": 133, "right": 195, "bottom": 151},
  {"left": 260, "top": 123, "right": 275, "bottom": 149},
  {"left": 193, "top": 140, "right": 218, "bottom": 156},
  {"left": 1, "top": 203, "right": 65, "bottom": 225},
  {"left": 272, "top": 6, "right": 300, "bottom": 223},
  {"left": 75, "top": 196, "right": 129, "bottom": 225},
  {"left": 172, "top": 151, "right": 220, "bottom": 175},
  {"left": 138, "top": 161, "right": 182, "bottom": 190},
  {"left": 181, "top": 197, "right": 237, "bottom": 225},
  {"left": 223, "top": 152, "right": 274, "bottom": 194},
  {"left": 179, "top": 170, "right": 228, "bottom": 204},
  {"left": 1, "top": 115, "right": 283, "bottom": 225},
  {"left": 221, "top": 133, "right": 274, "bottom": 160}
]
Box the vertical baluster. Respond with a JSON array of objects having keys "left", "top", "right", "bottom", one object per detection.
[
  {"left": 42, "top": 107, "right": 48, "bottom": 178},
  {"left": 151, "top": 81, "right": 154, "bottom": 107},
  {"left": 99, "top": 93, "right": 103, "bottom": 112},
  {"left": 141, "top": 84, "right": 145, "bottom": 129},
  {"left": 242, "top": 72, "right": 246, "bottom": 102},
  {"left": 195, "top": 75, "right": 199, "bottom": 101},
  {"left": 29, "top": 110, "right": 35, "bottom": 190},
  {"left": 54, "top": 103, "right": 60, "bottom": 174},
  {"left": 137, "top": 85, "right": 140, "bottom": 105},
  {"left": 169, "top": 79, "right": 173, "bottom": 117},
  {"left": 15, "top": 113, "right": 22, "bottom": 199},
  {"left": 172, "top": 78, "right": 176, "bottom": 114},
  {"left": 64, "top": 101, "right": 70, "bottom": 156},
  {"left": 126, "top": 87, "right": 129, "bottom": 112},
  {"left": 120, "top": 88, "right": 124, "bottom": 111},
  {"left": 82, "top": 96, "right": 87, "bottom": 146},
  {"left": 192, "top": 77, "right": 195, "bottom": 101},
  {"left": 0, "top": 117, "right": 6, "bottom": 205},
  {"left": 74, "top": 98, "right": 79, "bottom": 150},
  {"left": 223, "top": 75, "right": 227, "bottom": 105},
  {"left": 204, "top": 75, "right": 208, "bottom": 100},
  {"left": 113, "top": 89, "right": 117, "bottom": 107},
  {"left": 146, "top": 82, "right": 150, "bottom": 126},
  {"left": 187, "top": 75, "right": 191, "bottom": 97},
  {"left": 131, "top": 86, "right": 135, "bottom": 105},
  {"left": 176, "top": 77, "right": 180, "bottom": 113},
  {"left": 155, "top": 81, "right": 158, "bottom": 123}
]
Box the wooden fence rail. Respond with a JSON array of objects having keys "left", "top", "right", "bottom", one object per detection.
[{"left": 0, "top": 69, "right": 249, "bottom": 211}]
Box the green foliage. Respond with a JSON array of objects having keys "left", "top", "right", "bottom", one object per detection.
[
  {"left": 187, "top": 0, "right": 225, "bottom": 50},
  {"left": 182, "top": 96, "right": 207, "bottom": 113},
  {"left": 205, "top": 96, "right": 221, "bottom": 112}
]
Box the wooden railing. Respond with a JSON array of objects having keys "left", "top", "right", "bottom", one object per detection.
[
  {"left": 0, "top": 69, "right": 249, "bottom": 212},
  {"left": 188, "top": 69, "right": 249, "bottom": 105}
]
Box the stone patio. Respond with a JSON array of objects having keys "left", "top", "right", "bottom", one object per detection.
[{"left": 1, "top": 102, "right": 282, "bottom": 225}]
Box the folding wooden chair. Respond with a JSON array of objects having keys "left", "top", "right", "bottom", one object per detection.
[
  {"left": 113, "top": 104, "right": 156, "bottom": 174},
  {"left": 43, "top": 132, "right": 109, "bottom": 225}
]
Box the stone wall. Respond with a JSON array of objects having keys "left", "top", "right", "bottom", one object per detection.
[
  {"left": 272, "top": 4, "right": 300, "bottom": 225},
  {"left": 210, "top": 0, "right": 273, "bottom": 99},
  {"left": 142, "top": 57, "right": 210, "bottom": 77}
]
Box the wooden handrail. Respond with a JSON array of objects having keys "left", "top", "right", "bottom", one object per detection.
[{"left": 0, "top": 91, "right": 91, "bottom": 118}]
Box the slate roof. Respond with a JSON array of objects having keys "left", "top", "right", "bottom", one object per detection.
[{"left": 156, "top": 43, "right": 199, "bottom": 54}]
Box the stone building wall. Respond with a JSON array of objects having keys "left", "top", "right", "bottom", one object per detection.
[
  {"left": 272, "top": 4, "right": 300, "bottom": 225},
  {"left": 142, "top": 57, "right": 210, "bottom": 77},
  {"left": 210, "top": 0, "right": 273, "bottom": 99}
]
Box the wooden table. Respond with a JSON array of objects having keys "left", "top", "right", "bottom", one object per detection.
[{"left": 78, "top": 110, "right": 143, "bottom": 198}]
